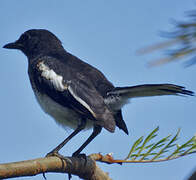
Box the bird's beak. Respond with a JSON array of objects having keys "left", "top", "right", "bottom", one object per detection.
[{"left": 3, "top": 41, "right": 23, "bottom": 50}]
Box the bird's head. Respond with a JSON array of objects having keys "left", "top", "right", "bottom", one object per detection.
[{"left": 3, "top": 29, "right": 64, "bottom": 59}]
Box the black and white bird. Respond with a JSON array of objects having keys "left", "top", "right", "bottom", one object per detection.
[{"left": 3, "top": 29, "right": 194, "bottom": 157}]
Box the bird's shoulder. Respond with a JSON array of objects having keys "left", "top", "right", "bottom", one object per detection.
[
  {"left": 65, "top": 52, "right": 115, "bottom": 96},
  {"left": 29, "top": 55, "right": 69, "bottom": 79}
]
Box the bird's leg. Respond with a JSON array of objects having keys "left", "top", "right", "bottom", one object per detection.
[
  {"left": 70, "top": 125, "right": 102, "bottom": 180},
  {"left": 46, "top": 119, "right": 86, "bottom": 157},
  {"left": 72, "top": 125, "right": 102, "bottom": 157}
]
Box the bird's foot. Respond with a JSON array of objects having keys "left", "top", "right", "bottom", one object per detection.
[
  {"left": 43, "top": 151, "right": 65, "bottom": 180},
  {"left": 46, "top": 151, "right": 65, "bottom": 159},
  {"left": 46, "top": 151, "right": 73, "bottom": 180},
  {"left": 72, "top": 152, "right": 86, "bottom": 158},
  {"left": 72, "top": 152, "right": 88, "bottom": 166}
]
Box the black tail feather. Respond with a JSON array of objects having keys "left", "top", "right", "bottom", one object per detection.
[
  {"left": 108, "top": 84, "right": 194, "bottom": 98},
  {"left": 114, "top": 110, "right": 129, "bottom": 135}
]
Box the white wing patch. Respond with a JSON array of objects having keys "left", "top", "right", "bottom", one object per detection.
[
  {"left": 38, "top": 61, "right": 67, "bottom": 91},
  {"left": 37, "top": 61, "right": 96, "bottom": 118},
  {"left": 68, "top": 86, "right": 96, "bottom": 118}
]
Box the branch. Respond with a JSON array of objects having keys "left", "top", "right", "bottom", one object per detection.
[
  {"left": 1, "top": 128, "right": 195, "bottom": 179},
  {"left": 0, "top": 155, "right": 111, "bottom": 180}
]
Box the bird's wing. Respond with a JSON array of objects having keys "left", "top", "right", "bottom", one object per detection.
[{"left": 31, "top": 57, "right": 115, "bottom": 132}]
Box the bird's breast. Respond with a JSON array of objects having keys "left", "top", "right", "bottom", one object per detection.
[{"left": 34, "top": 90, "right": 93, "bottom": 130}]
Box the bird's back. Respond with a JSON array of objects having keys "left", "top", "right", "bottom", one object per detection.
[
  {"left": 64, "top": 52, "right": 115, "bottom": 96},
  {"left": 61, "top": 52, "right": 129, "bottom": 134}
]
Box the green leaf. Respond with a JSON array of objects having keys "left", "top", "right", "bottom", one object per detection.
[
  {"left": 134, "top": 127, "right": 159, "bottom": 159},
  {"left": 125, "top": 136, "right": 144, "bottom": 160},
  {"left": 125, "top": 127, "right": 196, "bottom": 163},
  {"left": 151, "top": 129, "right": 180, "bottom": 160}
]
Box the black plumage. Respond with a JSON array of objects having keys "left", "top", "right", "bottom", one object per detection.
[{"left": 3, "top": 29, "right": 194, "bottom": 156}]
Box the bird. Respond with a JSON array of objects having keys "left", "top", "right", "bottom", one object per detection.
[{"left": 3, "top": 29, "right": 194, "bottom": 157}]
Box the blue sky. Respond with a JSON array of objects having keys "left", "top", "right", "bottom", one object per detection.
[{"left": 0, "top": 1, "right": 196, "bottom": 180}]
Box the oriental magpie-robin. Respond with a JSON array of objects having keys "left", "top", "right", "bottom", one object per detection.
[{"left": 3, "top": 29, "right": 194, "bottom": 157}]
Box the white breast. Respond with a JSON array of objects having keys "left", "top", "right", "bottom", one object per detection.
[
  {"left": 31, "top": 61, "right": 94, "bottom": 130},
  {"left": 34, "top": 91, "right": 93, "bottom": 130}
]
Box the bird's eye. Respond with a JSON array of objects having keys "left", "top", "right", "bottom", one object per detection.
[{"left": 20, "top": 33, "right": 31, "bottom": 42}]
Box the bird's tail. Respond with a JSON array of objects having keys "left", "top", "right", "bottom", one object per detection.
[{"left": 105, "top": 84, "right": 194, "bottom": 110}]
